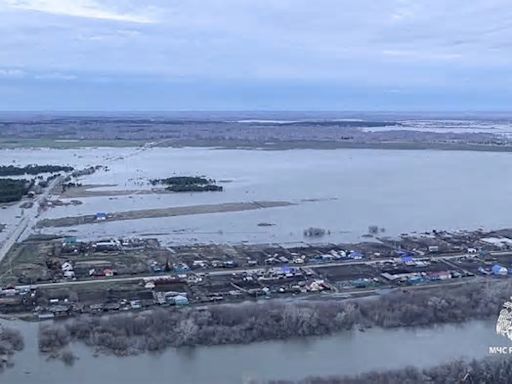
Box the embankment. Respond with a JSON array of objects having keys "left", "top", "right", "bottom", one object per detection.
[{"left": 36, "top": 201, "right": 294, "bottom": 228}]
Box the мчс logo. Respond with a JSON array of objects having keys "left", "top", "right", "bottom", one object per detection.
[{"left": 496, "top": 298, "right": 512, "bottom": 341}]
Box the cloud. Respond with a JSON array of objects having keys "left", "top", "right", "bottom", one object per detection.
[
  {"left": 0, "top": 68, "right": 78, "bottom": 80},
  {"left": 0, "top": 68, "right": 25, "bottom": 78},
  {"left": 34, "top": 72, "right": 76, "bottom": 80},
  {"left": 382, "top": 49, "right": 463, "bottom": 62},
  {"left": 2, "top": 0, "right": 512, "bottom": 109},
  {"left": 2, "top": 0, "right": 156, "bottom": 23}
]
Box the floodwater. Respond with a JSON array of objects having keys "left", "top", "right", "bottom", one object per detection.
[
  {"left": 1, "top": 318, "right": 509, "bottom": 384},
  {"left": 2, "top": 146, "right": 512, "bottom": 245},
  {"left": 2, "top": 146, "right": 512, "bottom": 382}
]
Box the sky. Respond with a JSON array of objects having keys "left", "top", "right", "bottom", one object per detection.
[{"left": 0, "top": 0, "right": 512, "bottom": 111}]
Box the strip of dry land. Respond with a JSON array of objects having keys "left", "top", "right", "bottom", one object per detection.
[
  {"left": 60, "top": 184, "right": 152, "bottom": 198},
  {"left": 36, "top": 201, "right": 293, "bottom": 228}
]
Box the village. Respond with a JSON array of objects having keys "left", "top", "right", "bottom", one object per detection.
[{"left": 2, "top": 226, "right": 512, "bottom": 320}]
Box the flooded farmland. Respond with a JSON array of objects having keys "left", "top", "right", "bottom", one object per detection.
[{"left": 2, "top": 146, "right": 512, "bottom": 245}]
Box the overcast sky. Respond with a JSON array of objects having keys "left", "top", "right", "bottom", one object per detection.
[{"left": 1, "top": 0, "right": 511, "bottom": 111}]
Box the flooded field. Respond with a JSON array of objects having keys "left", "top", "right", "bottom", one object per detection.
[{"left": 2, "top": 146, "right": 512, "bottom": 245}]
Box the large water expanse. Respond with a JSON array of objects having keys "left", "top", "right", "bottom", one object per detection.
[
  {"left": 2, "top": 146, "right": 512, "bottom": 382},
  {"left": 0, "top": 318, "right": 509, "bottom": 384},
  {"left": 2, "top": 146, "right": 512, "bottom": 245}
]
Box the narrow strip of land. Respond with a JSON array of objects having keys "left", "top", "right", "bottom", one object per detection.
[
  {"left": 60, "top": 184, "right": 177, "bottom": 198},
  {"left": 36, "top": 201, "right": 294, "bottom": 228}
]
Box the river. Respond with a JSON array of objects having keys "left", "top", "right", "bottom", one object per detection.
[{"left": 1, "top": 318, "right": 510, "bottom": 383}]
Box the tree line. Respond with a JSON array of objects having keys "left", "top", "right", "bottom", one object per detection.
[
  {"left": 267, "top": 357, "right": 512, "bottom": 384},
  {"left": 149, "top": 176, "right": 223, "bottom": 192},
  {"left": 0, "top": 164, "right": 73, "bottom": 176},
  {"left": 0, "top": 326, "right": 24, "bottom": 372},
  {"left": 0, "top": 178, "right": 32, "bottom": 203},
  {"left": 39, "top": 279, "right": 510, "bottom": 357}
]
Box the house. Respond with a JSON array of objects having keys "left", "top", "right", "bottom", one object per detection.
[
  {"left": 478, "top": 267, "right": 491, "bottom": 275},
  {"left": 187, "top": 274, "right": 203, "bottom": 284},
  {"left": 38, "top": 313, "right": 55, "bottom": 320},
  {"left": 400, "top": 255, "right": 416, "bottom": 266},
  {"left": 192, "top": 260, "right": 208, "bottom": 268},
  {"left": 63, "top": 236, "right": 77, "bottom": 245},
  {"left": 63, "top": 270, "right": 75, "bottom": 279},
  {"left": 381, "top": 272, "right": 400, "bottom": 282},
  {"left": 308, "top": 279, "right": 328, "bottom": 291},
  {"left": 349, "top": 251, "right": 364, "bottom": 260},
  {"left": 93, "top": 239, "right": 120, "bottom": 251},
  {"left": 61, "top": 262, "right": 73, "bottom": 272},
  {"left": 430, "top": 271, "right": 451, "bottom": 281},
  {"left": 0, "top": 288, "right": 18, "bottom": 296},
  {"left": 223, "top": 260, "right": 237, "bottom": 268},
  {"left": 492, "top": 264, "right": 508, "bottom": 276},
  {"left": 173, "top": 295, "right": 189, "bottom": 306},
  {"left": 408, "top": 275, "right": 424, "bottom": 285},
  {"left": 49, "top": 305, "right": 71, "bottom": 317},
  {"left": 103, "top": 268, "right": 114, "bottom": 277},
  {"left": 174, "top": 263, "right": 190, "bottom": 273},
  {"left": 89, "top": 304, "right": 104, "bottom": 313}
]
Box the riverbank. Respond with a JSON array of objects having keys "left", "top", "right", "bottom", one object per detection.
[{"left": 37, "top": 278, "right": 509, "bottom": 357}]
